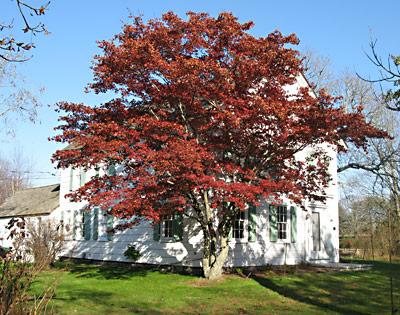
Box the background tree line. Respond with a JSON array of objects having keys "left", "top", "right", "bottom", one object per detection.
[{"left": 303, "top": 45, "right": 400, "bottom": 259}]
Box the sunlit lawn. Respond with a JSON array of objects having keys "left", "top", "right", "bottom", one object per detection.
[{"left": 31, "top": 259, "right": 400, "bottom": 314}]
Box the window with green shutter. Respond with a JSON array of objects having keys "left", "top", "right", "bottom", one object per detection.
[
  {"left": 290, "top": 206, "right": 297, "bottom": 243},
  {"left": 248, "top": 204, "right": 257, "bottom": 242},
  {"left": 154, "top": 213, "right": 183, "bottom": 242},
  {"left": 269, "top": 205, "right": 278, "bottom": 242}
]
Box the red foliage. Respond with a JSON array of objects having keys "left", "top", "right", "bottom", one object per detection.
[{"left": 51, "top": 12, "right": 386, "bottom": 224}]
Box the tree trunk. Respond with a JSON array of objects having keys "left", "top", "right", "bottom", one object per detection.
[
  {"left": 198, "top": 190, "right": 232, "bottom": 280},
  {"left": 202, "top": 235, "right": 229, "bottom": 280}
]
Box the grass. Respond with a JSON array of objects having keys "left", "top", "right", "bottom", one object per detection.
[{"left": 31, "top": 259, "right": 400, "bottom": 315}]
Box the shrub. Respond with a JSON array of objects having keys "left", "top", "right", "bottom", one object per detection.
[
  {"left": 123, "top": 244, "right": 141, "bottom": 262},
  {"left": 0, "top": 246, "right": 11, "bottom": 259},
  {"left": 0, "top": 218, "right": 56, "bottom": 315},
  {"left": 22, "top": 219, "right": 65, "bottom": 270}
]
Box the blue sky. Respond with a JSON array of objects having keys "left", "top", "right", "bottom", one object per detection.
[{"left": 1, "top": 0, "right": 399, "bottom": 186}]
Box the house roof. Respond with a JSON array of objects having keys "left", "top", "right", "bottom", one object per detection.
[
  {"left": 62, "top": 142, "right": 82, "bottom": 151},
  {"left": 0, "top": 184, "right": 60, "bottom": 218}
]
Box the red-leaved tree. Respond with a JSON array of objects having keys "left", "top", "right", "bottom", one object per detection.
[{"left": 52, "top": 12, "right": 387, "bottom": 279}]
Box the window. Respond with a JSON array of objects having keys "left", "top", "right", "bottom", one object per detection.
[
  {"left": 277, "top": 206, "right": 288, "bottom": 240},
  {"left": 233, "top": 211, "right": 246, "bottom": 239},
  {"left": 153, "top": 214, "right": 183, "bottom": 242},
  {"left": 162, "top": 215, "right": 174, "bottom": 238}
]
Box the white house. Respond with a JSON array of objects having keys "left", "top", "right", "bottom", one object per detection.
[
  {"left": 0, "top": 75, "right": 340, "bottom": 267},
  {"left": 54, "top": 141, "right": 339, "bottom": 267},
  {"left": 0, "top": 184, "right": 61, "bottom": 249}
]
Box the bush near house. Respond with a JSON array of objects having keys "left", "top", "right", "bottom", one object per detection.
[
  {"left": 123, "top": 244, "right": 141, "bottom": 262},
  {"left": 0, "top": 246, "right": 11, "bottom": 258}
]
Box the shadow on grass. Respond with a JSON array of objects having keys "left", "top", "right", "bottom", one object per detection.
[
  {"left": 54, "top": 259, "right": 200, "bottom": 280},
  {"left": 54, "top": 260, "right": 149, "bottom": 279},
  {"left": 252, "top": 260, "right": 400, "bottom": 315},
  {"left": 252, "top": 274, "right": 368, "bottom": 315},
  {"left": 51, "top": 288, "right": 166, "bottom": 314}
]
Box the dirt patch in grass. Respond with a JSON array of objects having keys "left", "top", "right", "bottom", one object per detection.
[
  {"left": 186, "top": 274, "right": 233, "bottom": 287},
  {"left": 263, "top": 265, "right": 334, "bottom": 276},
  {"left": 229, "top": 264, "right": 335, "bottom": 278}
]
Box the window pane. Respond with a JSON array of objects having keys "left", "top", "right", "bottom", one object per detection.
[
  {"left": 163, "top": 215, "right": 174, "bottom": 238},
  {"left": 277, "top": 206, "right": 287, "bottom": 240},
  {"left": 233, "top": 211, "right": 245, "bottom": 239}
]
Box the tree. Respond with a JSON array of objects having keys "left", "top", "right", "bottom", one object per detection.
[
  {"left": 0, "top": 150, "right": 31, "bottom": 204},
  {"left": 303, "top": 50, "right": 399, "bottom": 176},
  {"left": 0, "top": 0, "right": 50, "bottom": 62},
  {"left": 360, "top": 40, "right": 400, "bottom": 112},
  {"left": 0, "top": 57, "right": 42, "bottom": 137},
  {"left": 52, "top": 12, "right": 387, "bottom": 279},
  {"left": 0, "top": 218, "right": 56, "bottom": 315},
  {"left": 0, "top": 1, "right": 49, "bottom": 138}
]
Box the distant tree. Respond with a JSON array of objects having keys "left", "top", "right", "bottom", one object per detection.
[
  {"left": 0, "top": 0, "right": 50, "bottom": 62},
  {"left": 0, "top": 150, "right": 31, "bottom": 204},
  {"left": 360, "top": 40, "right": 400, "bottom": 112},
  {"left": 0, "top": 57, "right": 42, "bottom": 137},
  {"left": 52, "top": 12, "right": 387, "bottom": 279},
  {"left": 303, "top": 50, "right": 400, "bottom": 177}
]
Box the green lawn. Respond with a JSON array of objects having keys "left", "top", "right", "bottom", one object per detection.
[{"left": 31, "top": 259, "right": 400, "bottom": 315}]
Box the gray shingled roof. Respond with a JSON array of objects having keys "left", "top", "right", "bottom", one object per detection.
[
  {"left": 62, "top": 142, "right": 82, "bottom": 151},
  {"left": 0, "top": 184, "right": 60, "bottom": 218}
]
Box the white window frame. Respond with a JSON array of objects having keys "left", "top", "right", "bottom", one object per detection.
[
  {"left": 232, "top": 210, "right": 248, "bottom": 243},
  {"left": 231, "top": 210, "right": 248, "bottom": 243},
  {"left": 276, "top": 205, "right": 289, "bottom": 242},
  {"left": 161, "top": 215, "right": 174, "bottom": 242}
]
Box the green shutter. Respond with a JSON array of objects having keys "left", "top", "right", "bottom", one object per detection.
[
  {"left": 228, "top": 225, "right": 233, "bottom": 241},
  {"left": 153, "top": 222, "right": 161, "bottom": 241},
  {"left": 84, "top": 211, "right": 91, "bottom": 240},
  {"left": 107, "top": 165, "right": 116, "bottom": 176},
  {"left": 69, "top": 168, "right": 74, "bottom": 191},
  {"left": 269, "top": 205, "right": 278, "bottom": 242},
  {"left": 73, "top": 210, "right": 78, "bottom": 240},
  {"left": 248, "top": 204, "right": 257, "bottom": 242},
  {"left": 93, "top": 208, "right": 99, "bottom": 241},
  {"left": 80, "top": 170, "right": 86, "bottom": 186},
  {"left": 173, "top": 213, "right": 183, "bottom": 241},
  {"left": 290, "top": 206, "right": 297, "bottom": 243},
  {"left": 106, "top": 214, "right": 114, "bottom": 241}
]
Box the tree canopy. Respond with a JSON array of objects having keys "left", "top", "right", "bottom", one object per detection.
[{"left": 52, "top": 12, "right": 387, "bottom": 279}]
